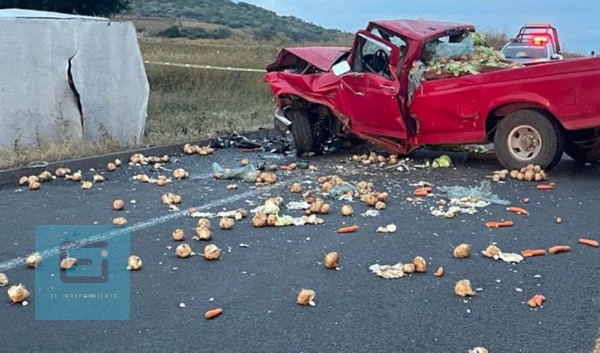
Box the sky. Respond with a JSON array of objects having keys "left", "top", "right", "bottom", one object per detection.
[{"left": 239, "top": 0, "right": 599, "bottom": 54}]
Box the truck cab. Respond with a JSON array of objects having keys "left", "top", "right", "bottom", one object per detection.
[
  {"left": 265, "top": 19, "right": 600, "bottom": 170},
  {"left": 501, "top": 23, "right": 563, "bottom": 63}
]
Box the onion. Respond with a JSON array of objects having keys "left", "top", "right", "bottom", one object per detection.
[
  {"left": 93, "top": 174, "right": 104, "bottom": 182},
  {"left": 204, "top": 244, "right": 221, "bottom": 260},
  {"left": 107, "top": 162, "right": 117, "bottom": 171},
  {"left": 172, "top": 229, "right": 185, "bottom": 241},
  {"left": 454, "top": 279, "right": 474, "bottom": 297},
  {"left": 363, "top": 194, "right": 378, "bottom": 207},
  {"left": 252, "top": 213, "right": 267, "bottom": 227},
  {"left": 60, "top": 258, "right": 78, "bottom": 270},
  {"left": 219, "top": 217, "right": 234, "bottom": 230},
  {"left": 112, "top": 199, "right": 125, "bottom": 211},
  {"left": 173, "top": 168, "right": 189, "bottom": 180},
  {"left": 296, "top": 289, "right": 316, "bottom": 306},
  {"left": 194, "top": 227, "right": 212, "bottom": 241},
  {"left": 402, "top": 263, "right": 416, "bottom": 273},
  {"left": 176, "top": 244, "right": 192, "bottom": 258},
  {"left": 482, "top": 244, "right": 501, "bottom": 258},
  {"left": 7, "top": 283, "right": 30, "bottom": 303},
  {"left": 25, "top": 253, "right": 43, "bottom": 268},
  {"left": 112, "top": 217, "right": 128, "bottom": 226},
  {"left": 127, "top": 255, "right": 142, "bottom": 271},
  {"left": 81, "top": 181, "right": 93, "bottom": 190},
  {"left": 413, "top": 256, "right": 427, "bottom": 273},
  {"left": 453, "top": 244, "right": 471, "bottom": 258},
  {"left": 19, "top": 176, "right": 29, "bottom": 185},
  {"left": 376, "top": 192, "right": 389, "bottom": 203},
  {"left": 375, "top": 201, "right": 386, "bottom": 210},
  {"left": 55, "top": 168, "right": 71, "bottom": 177},
  {"left": 197, "top": 218, "right": 211, "bottom": 229},
  {"left": 324, "top": 252, "right": 340, "bottom": 269},
  {"left": 341, "top": 205, "right": 353, "bottom": 216},
  {"left": 290, "top": 183, "right": 302, "bottom": 193},
  {"left": 38, "top": 171, "right": 52, "bottom": 182},
  {"left": 266, "top": 214, "right": 277, "bottom": 226},
  {"left": 29, "top": 181, "right": 41, "bottom": 190},
  {"left": 0, "top": 273, "right": 8, "bottom": 287},
  {"left": 70, "top": 172, "right": 83, "bottom": 182}
]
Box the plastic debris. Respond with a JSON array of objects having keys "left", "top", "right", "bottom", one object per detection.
[
  {"left": 438, "top": 180, "right": 510, "bottom": 205},
  {"left": 376, "top": 224, "right": 397, "bottom": 233},
  {"left": 361, "top": 210, "right": 380, "bottom": 217},
  {"left": 212, "top": 162, "right": 260, "bottom": 183},
  {"left": 286, "top": 201, "right": 310, "bottom": 210},
  {"left": 325, "top": 184, "right": 360, "bottom": 200},
  {"left": 369, "top": 263, "right": 405, "bottom": 279}
]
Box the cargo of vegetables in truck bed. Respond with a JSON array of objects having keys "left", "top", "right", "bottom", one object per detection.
[{"left": 264, "top": 19, "right": 600, "bottom": 170}]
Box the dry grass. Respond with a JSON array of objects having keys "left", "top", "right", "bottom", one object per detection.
[
  {"left": 0, "top": 138, "right": 124, "bottom": 171},
  {"left": 141, "top": 39, "right": 277, "bottom": 146},
  {"left": 594, "top": 329, "right": 600, "bottom": 353},
  {"left": 139, "top": 39, "right": 281, "bottom": 69}
]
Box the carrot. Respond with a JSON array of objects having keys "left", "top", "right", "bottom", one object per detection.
[
  {"left": 414, "top": 188, "right": 429, "bottom": 197},
  {"left": 204, "top": 308, "right": 223, "bottom": 320},
  {"left": 536, "top": 184, "right": 554, "bottom": 190},
  {"left": 485, "top": 220, "right": 514, "bottom": 228},
  {"left": 434, "top": 266, "right": 444, "bottom": 277},
  {"left": 280, "top": 165, "right": 293, "bottom": 171},
  {"left": 337, "top": 225, "right": 359, "bottom": 233},
  {"left": 579, "top": 238, "right": 599, "bottom": 247},
  {"left": 548, "top": 245, "right": 571, "bottom": 254},
  {"left": 527, "top": 294, "right": 546, "bottom": 308},
  {"left": 507, "top": 206, "right": 529, "bottom": 215},
  {"left": 521, "top": 249, "right": 546, "bottom": 257}
]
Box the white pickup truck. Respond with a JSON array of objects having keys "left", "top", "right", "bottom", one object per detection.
[{"left": 501, "top": 23, "right": 563, "bottom": 63}]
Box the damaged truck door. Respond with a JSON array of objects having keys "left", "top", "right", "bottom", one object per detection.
[{"left": 335, "top": 31, "right": 407, "bottom": 141}]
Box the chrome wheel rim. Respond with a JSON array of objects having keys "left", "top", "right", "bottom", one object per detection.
[{"left": 507, "top": 125, "right": 542, "bottom": 161}]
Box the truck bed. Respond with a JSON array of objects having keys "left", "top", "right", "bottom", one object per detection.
[{"left": 410, "top": 57, "right": 600, "bottom": 145}]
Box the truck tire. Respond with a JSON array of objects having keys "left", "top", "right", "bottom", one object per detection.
[
  {"left": 565, "top": 139, "right": 600, "bottom": 162},
  {"left": 494, "top": 109, "right": 565, "bottom": 170},
  {"left": 285, "top": 109, "right": 314, "bottom": 157}
]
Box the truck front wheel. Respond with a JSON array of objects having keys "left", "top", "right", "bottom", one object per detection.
[
  {"left": 565, "top": 138, "right": 600, "bottom": 162},
  {"left": 494, "top": 110, "right": 565, "bottom": 170},
  {"left": 284, "top": 109, "right": 314, "bottom": 157}
]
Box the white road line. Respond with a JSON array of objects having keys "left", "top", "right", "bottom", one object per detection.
[
  {"left": 0, "top": 179, "right": 297, "bottom": 272},
  {"left": 144, "top": 60, "right": 266, "bottom": 73}
]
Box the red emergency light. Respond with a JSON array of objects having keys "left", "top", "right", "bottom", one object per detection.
[{"left": 533, "top": 36, "right": 549, "bottom": 45}]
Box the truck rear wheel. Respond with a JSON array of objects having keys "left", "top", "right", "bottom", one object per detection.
[
  {"left": 494, "top": 109, "right": 565, "bottom": 170},
  {"left": 285, "top": 109, "right": 314, "bottom": 157},
  {"left": 565, "top": 138, "right": 600, "bottom": 162}
]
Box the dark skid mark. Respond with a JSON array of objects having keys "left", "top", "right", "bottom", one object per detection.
[{"left": 67, "top": 53, "right": 84, "bottom": 133}]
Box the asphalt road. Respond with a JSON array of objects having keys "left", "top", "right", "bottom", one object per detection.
[{"left": 0, "top": 145, "right": 598, "bottom": 353}]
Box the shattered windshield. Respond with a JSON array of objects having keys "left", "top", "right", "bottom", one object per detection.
[{"left": 422, "top": 30, "right": 473, "bottom": 63}]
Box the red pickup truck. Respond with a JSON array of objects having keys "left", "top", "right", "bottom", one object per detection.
[{"left": 264, "top": 19, "right": 600, "bottom": 169}]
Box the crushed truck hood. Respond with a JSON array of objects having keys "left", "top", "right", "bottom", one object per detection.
[{"left": 266, "top": 46, "right": 350, "bottom": 72}]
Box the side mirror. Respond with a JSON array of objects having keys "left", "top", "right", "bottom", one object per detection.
[{"left": 332, "top": 61, "right": 351, "bottom": 77}]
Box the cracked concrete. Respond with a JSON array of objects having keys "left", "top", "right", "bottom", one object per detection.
[{"left": 0, "top": 9, "right": 149, "bottom": 150}]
